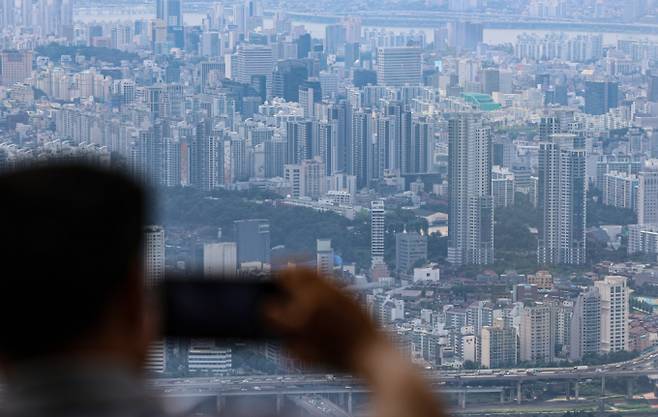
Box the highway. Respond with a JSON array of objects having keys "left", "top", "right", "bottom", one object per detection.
[{"left": 148, "top": 348, "right": 658, "bottom": 398}]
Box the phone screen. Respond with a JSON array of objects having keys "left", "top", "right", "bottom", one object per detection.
[{"left": 160, "top": 278, "right": 282, "bottom": 340}]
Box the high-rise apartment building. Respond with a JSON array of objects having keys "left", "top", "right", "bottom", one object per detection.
[
  {"left": 156, "top": 0, "right": 183, "bottom": 27},
  {"left": 595, "top": 276, "right": 629, "bottom": 353},
  {"left": 316, "top": 239, "right": 334, "bottom": 276},
  {"left": 203, "top": 242, "right": 238, "bottom": 276},
  {"left": 286, "top": 119, "right": 313, "bottom": 165},
  {"left": 298, "top": 80, "right": 322, "bottom": 118},
  {"left": 603, "top": 171, "right": 639, "bottom": 212},
  {"left": 0, "top": 50, "right": 32, "bottom": 86},
  {"left": 447, "top": 113, "right": 494, "bottom": 266},
  {"left": 370, "top": 199, "right": 385, "bottom": 266},
  {"left": 324, "top": 24, "right": 346, "bottom": 55},
  {"left": 36, "top": 0, "right": 73, "bottom": 38},
  {"left": 447, "top": 21, "right": 483, "bottom": 52},
  {"left": 638, "top": 159, "right": 658, "bottom": 225},
  {"left": 537, "top": 134, "right": 587, "bottom": 265},
  {"left": 628, "top": 224, "right": 658, "bottom": 256},
  {"left": 480, "top": 319, "right": 517, "bottom": 369},
  {"left": 569, "top": 287, "right": 601, "bottom": 361},
  {"left": 189, "top": 121, "right": 224, "bottom": 191},
  {"left": 234, "top": 219, "right": 270, "bottom": 265},
  {"left": 519, "top": 302, "right": 555, "bottom": 364},
  {"left": 1, "top": 0, "right": 15, "bottom": 27},
  {"left": 376, "top": 47, "right": 421, "bottom": 87},
  {"left": 144, "top": 225, "right": 165, "bottom": 287},
  {"left": 491, "top": 165, "right": 515, "bottom": 208}
]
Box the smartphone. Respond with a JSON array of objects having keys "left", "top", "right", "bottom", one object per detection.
[{"left": 159, "top": 276, "right": 283, "bottom": 340}]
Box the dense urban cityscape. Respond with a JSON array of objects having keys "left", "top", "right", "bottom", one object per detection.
[{"left": 2, "top": 0, "right": 658, "bottom": 415}]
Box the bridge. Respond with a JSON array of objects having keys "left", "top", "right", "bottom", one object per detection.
[{"left": 267, "top": 10, "right": 658, "bottom": 35}]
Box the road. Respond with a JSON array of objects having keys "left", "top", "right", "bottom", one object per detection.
[{"left": 148, "top": 348, "right": 658, "bottom": 398}]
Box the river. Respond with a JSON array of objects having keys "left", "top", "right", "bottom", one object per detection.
[{"left": 73, "top": 10, "right": 658, "bottom": 45}]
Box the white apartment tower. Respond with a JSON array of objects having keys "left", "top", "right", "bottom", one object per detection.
[
  {"left": 595, "top": 275, "right": 629, "bottom": 353},
  {"left": 370, "top": 199, "right": 385, "bottom": 266},
  {"left": 447, "top": 112, "right": 494, "bottom": 265},
  {"left": 519, "top": 302, "right": 555, "bottom": 364},
  {"left": 638, "top": 159, "right": 658, "bottom": 225}
]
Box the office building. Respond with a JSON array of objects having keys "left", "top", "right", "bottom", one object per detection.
[
  {"left": 203, "top": 242, "right": 238, "bottom": 276},
  {"left": 481, "top": 68, "right": 500, "bottom": 95},
  {"left": 316, "top": 239, "right": 334, "bottom": 276},
  {"left": 376, "top": 47, "right": 421, "bottom": 87},
  {"left": 638, "top": 159, "right": 658, "bottom": 225},
  {"left": 395, "top": 231, "right": 427, "bottom": 278},
  {"left": 236, "top": 44, "right": 273, "bottom": 89},
  {"left": 569, "top": 287, "right": 601, "bottom": 361},
  {"left": 1, "top": 50, "right": 32, "bottom": 86},
  {"left": 144, "top": 225, "right": 165, "bottom": 287},
  {"left": 480, "top": 320, "right": 517, "bottom": 369},
  {"left": 447, "top": 113, "right": 494, "bottom": 266},
  {"left": 371, "top": 199, "right": 385, "bottom": 266},
  {"left": 519, "top": 302, "right": 554, "bottom": 364},
  {"left": 584, "top": 81, "right": 618, "bottom": 115},
  {"left": 271, "top": 59, "right": 309, "bottom": 102},
  {"left": 595, "top": 276, "right": 629, "bottom": 353},
  {"left": 537, "top": 134, "right": 587, "bottom": 265},
  {"left": 234, "top": 219, "right": 270, "bottom": 265}
]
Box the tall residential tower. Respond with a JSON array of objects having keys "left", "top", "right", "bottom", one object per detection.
[{"left": 447, "top": 113, "right": 494, "bottom": 265}]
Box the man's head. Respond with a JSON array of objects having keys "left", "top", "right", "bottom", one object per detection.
[{"left": 0, "top": 163, "right": 154, "bottom": 369}]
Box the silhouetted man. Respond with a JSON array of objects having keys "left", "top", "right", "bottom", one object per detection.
[{"left": 0, "top": 163, "right": 443, "bottom": 417}]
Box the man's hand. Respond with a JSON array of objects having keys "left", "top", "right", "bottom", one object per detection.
[
  {"left": 265, "top": 267, "right": 380, "bottom": 372},
  {"left": 265, "top": 268, "right": 446, "bottom": 417}
]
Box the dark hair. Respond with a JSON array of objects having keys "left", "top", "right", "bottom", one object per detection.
[{"left": 0, "top": 163, "right": 147, "bottom": 361}]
